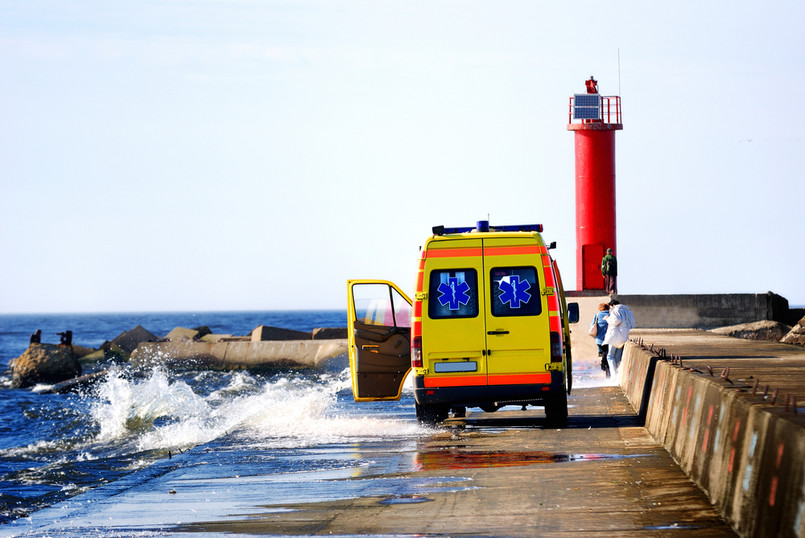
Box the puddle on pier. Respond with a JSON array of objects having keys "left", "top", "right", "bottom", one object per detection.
[
  {"left": 413, "top": 449, "right": 642, "bottom": 470},
  {"left": 378, "top": 494, "right": 433, "bottom": 505}
]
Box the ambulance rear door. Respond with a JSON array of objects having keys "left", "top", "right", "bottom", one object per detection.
[
  {"left": 420, "top": 238, "right": 488, "bottom": 388},
  {"left": 347, "top": 280, "right": 412, "bottom": 401},
  {"left": 482, "top": 237, "right": 552, "bottom": 387}
]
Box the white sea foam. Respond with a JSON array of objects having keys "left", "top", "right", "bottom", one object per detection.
[
  {"left": 86, "top": 366, "right": 424, "bottom": 455},
  {"left": 573, "top": 373, "right": 620, "bottom": 389}
]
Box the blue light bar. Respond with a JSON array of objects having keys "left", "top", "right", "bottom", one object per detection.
[
  {"left": 433, "top": 221, "right": 543, "bottom": 235},
  {"left": 492, "top": 224, "right": 543, "bottom": 232}
]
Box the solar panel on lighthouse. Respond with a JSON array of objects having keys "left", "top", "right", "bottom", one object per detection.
[{"left": 573, "top": 94, "right": 600, "bottom": 120}]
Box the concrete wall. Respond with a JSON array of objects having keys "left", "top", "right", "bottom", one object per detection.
[
  {"left": 131, "top": 339, "right": 347, "bottom": 370},
  {"left": 568, "top": 292, "right": 790, "bottom": 329},
  {"left": 620, "top": 344, "right": 805, "bottom": 537}
]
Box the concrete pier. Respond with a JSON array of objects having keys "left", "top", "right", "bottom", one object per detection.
[{"left": 620, "top": 329, "right": 805, "bottom": 537}]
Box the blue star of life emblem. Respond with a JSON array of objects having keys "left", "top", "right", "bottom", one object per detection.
[
  {"left": 437, "top": 277, "right": 471, "bottom": 311},
  {"left": 498, "top": 275, "right": 531, "bottom": 308}
]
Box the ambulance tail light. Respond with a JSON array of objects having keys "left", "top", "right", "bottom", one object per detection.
[
  {"left": 550, "top": 332, "right": 562, "bottom": 362},
  {"left": 411, "top": 336, "right": 422, "bottom": 368}
]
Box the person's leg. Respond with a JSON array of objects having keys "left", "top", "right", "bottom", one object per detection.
[
  {"left": 607, "top": 345, "right": 617, "bottom": 375},
  {"left": 611, "top": 346, "right": 624, "bottom": 374},
  {"left": 600, "top": 344, "right": 610, "bottom": 377}
]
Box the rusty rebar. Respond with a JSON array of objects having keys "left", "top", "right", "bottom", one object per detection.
[{"left": 770, "top": 388, "right": 779, "bottom": 405}]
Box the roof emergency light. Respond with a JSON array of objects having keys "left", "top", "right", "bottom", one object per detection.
[{"left": 432, "top": 221, "right": 543, "bottom": 236}]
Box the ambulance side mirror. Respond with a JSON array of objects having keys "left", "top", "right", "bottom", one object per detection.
[
  {"left": 567, "top": 302, "right": 579, "bottom": 324},
  {"left": 548, "top": 241, "right": 557, "bottom": 250}
]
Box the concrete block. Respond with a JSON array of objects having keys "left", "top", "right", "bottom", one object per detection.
[
  {"left": 200, "top": 334, "right": 233, "bottom": 343},
  {"left": 131, "top": 341, "right": 227, "bottom": 369},
  {"left": 130, "top": 339, "right": 347, "bottom": 370},
  {"left": 165, "top": 327, "right": 200, "bottom": 341},
  {"left": 111, "top": 325, "right": 159, "bottom": 354},
  {"left": 312, "top": 327, "right": 348, "bottom": 340},
  {"left": 250, "top": 325, "right": 312, "bottom": 341}
]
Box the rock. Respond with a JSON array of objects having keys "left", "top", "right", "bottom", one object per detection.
[
  {"left": 780, "top": 317, "right": 805, "bottom": 346},
  {"left": 111, "top": 325, "right": 159, "bottom": 354},
  {"left": 200, "top": 333, "right": 235, "bottom": 343},
  {"left": 10, "top": 343, "right": 82, "bottom": 389},
  {"left": 71, "top": 344, "right": 96, "bottom": 358},
  {"left": 709, "top": 320, "right": 792, "bottom": 342},
  {"left": 193, "top": 326, "right": 212, "bottom": 339},
  {"left": 250, "top": 325, "right": 312, "bottom": 341},
  {"left": 80, "top": 348, "right": 106, "bottom": 363},
  {"left": 312, "top": 327, "right": 348, "bottom": 340},
  {"left": 165, "top": 327, "right": 201, "bottom": 341}
]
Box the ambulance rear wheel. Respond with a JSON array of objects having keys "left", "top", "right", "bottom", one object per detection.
[
  {"left": 415, "top": 402, "right": 449, "bottom": 425},
  {"left": 544, "top": 392, "right": 568, "bottom": 428}
]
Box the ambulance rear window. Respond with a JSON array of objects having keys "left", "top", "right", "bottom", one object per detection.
[
  {"left": 428, "top": 269, "right": 479, "bottom": 319},
  {"left": 490, "top": 266, "right": 541, "bottom": 317}
]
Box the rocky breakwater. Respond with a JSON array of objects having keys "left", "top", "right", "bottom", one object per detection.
[
  {"left": 9, "top": 324, "right": 348, "bottom": 393},
  {"left": 130, "top": 324, "right": 348, "bottom": 370}
]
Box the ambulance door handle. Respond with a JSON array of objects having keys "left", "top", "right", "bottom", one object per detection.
[{"left": 487, "top": 330, "right": 510, "bottom": 335}]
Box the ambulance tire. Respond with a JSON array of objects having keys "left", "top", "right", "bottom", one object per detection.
[
  {"left": 415, "top": 402, "right": 449, "bottom": 425},
  {"left": 544, "top": 392, "right": 568, "bottom": 428}
]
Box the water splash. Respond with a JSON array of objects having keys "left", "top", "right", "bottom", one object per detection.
[{"left": 84, "top": 366, "right": 423, "bottom": 455}]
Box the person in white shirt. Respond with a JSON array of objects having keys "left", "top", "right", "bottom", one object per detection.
[{"left": 602, "top": 300, "right": 635, "bottom": 376}]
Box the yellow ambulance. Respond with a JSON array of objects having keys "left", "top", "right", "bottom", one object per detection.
[{"left": 347, "top": 221, "right": 579, "bottom": 425}]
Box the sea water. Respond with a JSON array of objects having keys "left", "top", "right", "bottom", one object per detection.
[
  {"left": 0, "top": 311, "right": 422, "bottom": 524},
  {"left": 0, "top": 311, "right": 616, "bottom": 530}
]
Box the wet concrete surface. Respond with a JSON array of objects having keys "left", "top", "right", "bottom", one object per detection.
[
  {"left": 169, "top": 386, "right": 735, "bottom": 537},
  {"left": 3, "top": 377, "right": 738, "bottom": 536}
]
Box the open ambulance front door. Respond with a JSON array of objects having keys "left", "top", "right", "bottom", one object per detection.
[{"left": 347, "top": 280, "right": 412, "bottom": 402}]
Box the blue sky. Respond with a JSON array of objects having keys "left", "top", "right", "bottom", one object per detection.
[{"left": 2, "top": 1, "right": 803, "bottom": 313}]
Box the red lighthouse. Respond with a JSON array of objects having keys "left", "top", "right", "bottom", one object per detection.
[{"left": 567, "top": 77, "right": 623, "bottom": 291}]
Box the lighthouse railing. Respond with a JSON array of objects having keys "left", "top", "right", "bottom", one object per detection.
[{"left": 567, "top": 95, "right": 622, "bottom": 126}]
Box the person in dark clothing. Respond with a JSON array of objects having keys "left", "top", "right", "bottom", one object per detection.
[
  {"left": 590, "top": 303, "right": 611, "bottom": 377},
  {"left": 601, "top": 248, "right": 618, "bottom": 294}
]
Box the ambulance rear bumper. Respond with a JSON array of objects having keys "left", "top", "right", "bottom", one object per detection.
[{"left": 413, "top": 373, "right": 565, "bottom": 408}]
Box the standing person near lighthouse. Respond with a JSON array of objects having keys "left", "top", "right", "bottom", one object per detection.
[{"left": 601, "top": 248, "right": 618, "bottom": 295}]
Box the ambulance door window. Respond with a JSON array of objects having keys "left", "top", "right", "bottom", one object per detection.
[
  {"left": 489, "top": 266, "right": 541, "bottom": 317},
  {"left": 353, "top": 283, "right": 411, "bottom": 328},
  {"left": 428, "top": 269, "right": 479, "bottom": 319}
]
